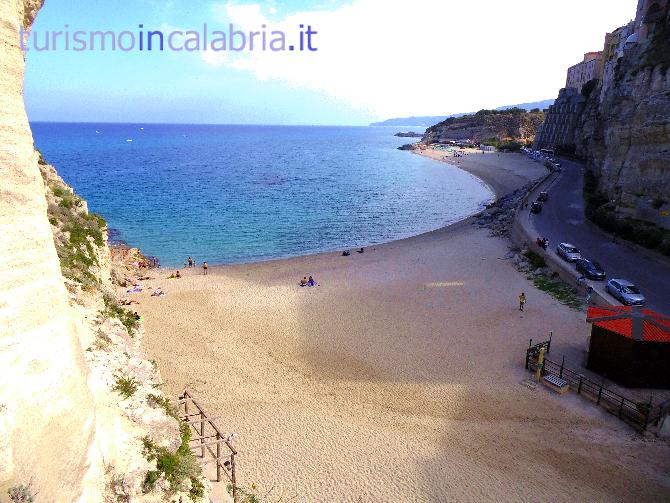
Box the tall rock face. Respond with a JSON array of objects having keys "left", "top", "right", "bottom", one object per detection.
[
  {"left": 575, "top": 9, "right": 670, "bottom": 227},
  {"left": 0, "top": 0, "right": 101, "bottom": 500},
  {"left": 421, "top": 109, "right": 545, "bottom": 144},
  {"left": 1, "top": 3, "right": 211, "bottom": 501}
]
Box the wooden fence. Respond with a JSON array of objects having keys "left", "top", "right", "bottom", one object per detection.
[
  {"left": 178, "top": 388, "right": 238, "bottom": 502},
  {"left": 525, "top": 340, "right": 657, "bottom": 431}
]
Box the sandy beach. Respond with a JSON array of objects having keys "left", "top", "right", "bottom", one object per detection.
[{"left": 133, "top": 153, "right": 670, "bottom": 502}]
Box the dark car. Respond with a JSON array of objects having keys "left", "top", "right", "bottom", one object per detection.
[
  {"left": 575, "top": 259, "right": 606, "bottom": 280},
  {"left": 537, "top": 191, "right": 549, "bottom": 202},
  {"left": 530, "top": 201, "right": 542, "bottom": 213}
]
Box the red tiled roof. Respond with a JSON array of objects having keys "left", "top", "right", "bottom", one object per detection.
[{"left": 587, "top": 306, "right": 670, "bottom": 343}]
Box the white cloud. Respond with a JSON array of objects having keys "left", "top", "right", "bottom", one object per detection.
[{"left": 206, "top": 0, "right": 635, "bottom": 119}]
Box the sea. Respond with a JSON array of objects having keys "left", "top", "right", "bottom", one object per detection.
[{"left": 31, "top": 123, "right": 493, "bottom": 267}]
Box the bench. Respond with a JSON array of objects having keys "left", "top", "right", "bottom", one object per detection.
[{"left": 543, "top": 374, "right": 569, "bottom": 394}]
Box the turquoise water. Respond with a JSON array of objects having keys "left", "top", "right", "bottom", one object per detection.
[{"left": 31, "top": 123, "right": 493, "bottom": 267}]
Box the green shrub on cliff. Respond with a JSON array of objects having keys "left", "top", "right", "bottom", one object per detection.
[
  {"left": 583, "top": 171, "right": 670, "bottom": 256},
  {"left": 44, "top": 175, "right": 107, "bottom": 286},
  {"left": 142, "top": 422, "right": 204, "bottom": 501},
  {"left": 102, "top": 293, "right": 140, "bottom": 336}
]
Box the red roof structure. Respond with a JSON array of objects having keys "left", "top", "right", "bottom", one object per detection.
[{"left": 586, "top": 306, "right": 670, "bottom": 343}]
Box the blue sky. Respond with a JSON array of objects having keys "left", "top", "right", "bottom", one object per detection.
[{"left": 24, "top": 0, "right": 636, "bottom": 125}]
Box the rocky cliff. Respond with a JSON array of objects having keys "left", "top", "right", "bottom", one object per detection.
[
  {"left": 575, "top": 9, "right": 670, "bottom": 227},
  {"left": 421, "top": 109, "right": 545, "bottom": 144},
  {"left": 0, "top": 1, "right": 210, "bottom": 501}
]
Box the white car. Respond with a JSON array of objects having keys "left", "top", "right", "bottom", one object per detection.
[
  {"left": 556, "top": 242, "right": 581, "bottom": 262},
  {"left": 606, "top": 279, "right": 646, "bottom": 306}
]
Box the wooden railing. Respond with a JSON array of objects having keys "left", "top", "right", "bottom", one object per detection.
[
  {"left": 525, "top": 343, "right": 653, "bottom": 431},
  {"left": 178, "top": 388, "right": 238, "bottom": 502}
]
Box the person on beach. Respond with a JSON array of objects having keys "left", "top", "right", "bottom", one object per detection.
[
  {"left": 300, "top": 277, "right": 308, "bottom": 287},
  {"left": 203, "top": 262, "right": 208, "bottom": 275},
  {"left": 519, "top": 292, "right": 526, "bottom": 312},
  {"left": 307, "top": 276, "right": 316, "bottom": 287},
  {"left": 187, "top": 256, "right": 193, "bottom": 268},
  {"left": 586, "top": 286, "right": 594, "bottom": 305}
]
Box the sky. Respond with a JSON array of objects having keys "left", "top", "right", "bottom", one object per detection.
[{"left": 23, "top": 0, "right": 637, "bottom": 125}]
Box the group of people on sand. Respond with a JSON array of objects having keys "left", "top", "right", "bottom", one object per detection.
[
  {"left": 184, "top": 256, "right": 209, "bottom": 275},
  {"left": 299, "top": 276, "right": 318, "bottom": 287},
  {"left": 342, "top": 247, "right": 365, "bottom": 257}
]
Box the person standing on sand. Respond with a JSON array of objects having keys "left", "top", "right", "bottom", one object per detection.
[
  {"left": 203, "top": 262, "right": 208, "bottom": 275},
  {"left": 519, "top": 292, "right": 526, "bottom": 312},
  {"left": 187, "top": 256, "right": 193, "bottom": 268}
]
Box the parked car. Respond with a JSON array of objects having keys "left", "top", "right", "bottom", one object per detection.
[
  {"left": 575, "top": 259, "right": 606, "bottom": 280},
  {"left": 530, "top": 201, "right": 543, "bottom": 213},
  {"left": 537, "top": 191, "right": 549, "bottom": 202},
  {"left": 556, "top": 242, "right": 581, "bottom": 262},
  {"left": 606, "top": 278, "right": 646, "bottom": 306}
]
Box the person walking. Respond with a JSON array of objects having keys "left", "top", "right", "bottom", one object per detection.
[
  {"left": 586, "top": 286, "right": 593, "bottom": 305},
  {"left": 519, "top": 292, "right": 526, "bottom": 312},
  {"left": 203, "top": 261, "right": 208, "bottom": 275}
]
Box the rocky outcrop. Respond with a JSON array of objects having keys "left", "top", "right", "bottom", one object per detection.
[
  {"left": 1, "top": 1, "right": 211, "bottom": 501},
  {"left": 575, "top": 8, "right": 670, "bottom": 227},
  {"left": 421, "top": 109, "right": 545, "bottom": 144}
]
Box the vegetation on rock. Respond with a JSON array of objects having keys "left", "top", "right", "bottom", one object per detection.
[
  {"left": 142, "top": 423, "right": 204, "bottom": 501},
  {"left": 584, "top": 171, "right": 670, "bottom": 256},
  {"left": 422, "top": 108, "right": 545, "bottom": 145}
]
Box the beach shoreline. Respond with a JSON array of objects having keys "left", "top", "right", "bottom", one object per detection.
[
  {"left": 131, "top": 150, "right": 670, "bottom": 502},
  {"left": 175, "top": 150, "right": 531, "bottom": 273}
]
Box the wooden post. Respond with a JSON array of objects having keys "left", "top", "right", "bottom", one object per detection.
[
  {"left": 535, "top": 347, "right": 545, "bottom": 382},
  {"left": 559, "top": 355, "right": 565, "bottom": 378},
  {"left": 200, "top": 411, "right": 205, "bottom": 458},
  {"left": 597, "top": 379, "right": 604, "bottom": 405},
  {"left": 231, "top": 453, "right": 237, "bottom": 503},
  {"left": 577, "top": 375, "right": 583, "bottom": 394},
  {"left": 216, "top": 432, "right": 221, "bottom": 482},
  {"left": 548, "top": 331, "right": 553, "bottom": 353}
]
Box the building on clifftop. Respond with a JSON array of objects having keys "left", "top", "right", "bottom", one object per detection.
[{"left": 566, "top": 52, "right": 603, "bottom": 93}]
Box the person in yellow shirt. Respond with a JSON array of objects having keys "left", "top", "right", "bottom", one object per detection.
[{"left": 519, "top": 292, "right": 526, "bottom": 312}]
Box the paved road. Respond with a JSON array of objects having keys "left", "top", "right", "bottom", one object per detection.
[{"left": 531, "top": 158, "right": 670, "bottom": 314}]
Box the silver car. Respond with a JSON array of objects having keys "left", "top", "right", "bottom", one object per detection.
[
  {"left": 557, "top": 243, "right": 581, "bottom": 262},
  {"left": 606, "top": 279, "right": 646, "bottom": 306}
]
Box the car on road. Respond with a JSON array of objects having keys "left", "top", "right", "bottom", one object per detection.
[
  {"left": 575, "top": 259, "right": 606, "bottom": 280},
  {"left": 537, "top": 191, "right": 549, "bottom": 202},
  {"left": 606, "top": 279, "right": 646, "bottom": 306},
  {"left": 556, "top": 243, "right": 581, "bottom": 262},
  {"left": 530, "top": 201, "right": 543, "bottom": 213}
]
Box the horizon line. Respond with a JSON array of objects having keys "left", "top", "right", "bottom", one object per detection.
[{"left": 27, "top": 120, "right": 390, "bottom": 128}]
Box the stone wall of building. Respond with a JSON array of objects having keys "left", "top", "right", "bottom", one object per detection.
[
  {"left": 566, "top": 52, "right": 603, "bottom": 92},
  {"left": 532, "top": 88, "right": 586, "bottom": 151}
]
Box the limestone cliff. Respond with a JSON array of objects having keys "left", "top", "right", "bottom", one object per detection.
[
  {"left": 421, "top": 109, "right": 545, "bottom": 145},
  {"left": 0, "top": 0, "right": 99, "bottom": 499},
  {"left": 575, "top": 9, "right": 670, "bottom": 227},
  {"left": 0, "top": 1, "right": 210, "bottom": 501}
]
